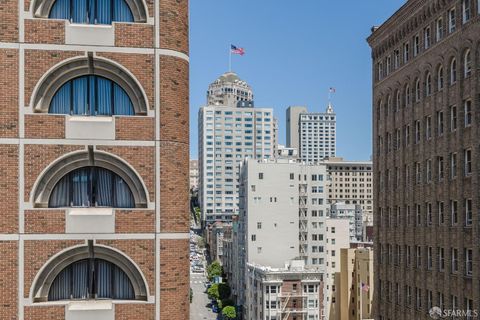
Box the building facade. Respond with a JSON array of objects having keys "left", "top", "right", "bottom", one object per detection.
[
  {"left": 0, "top": 0, "right": 190, "bottom": 319},
  {"left": 330, "top": 203, "right": 364, "bottom": 242},
  {"left": 206, "top": 71, "right": 253, "bottom": 107},
  {"left": 233, "top": 158, "right": 351, "bottom": 319},
  {"left": 368, "top": 0, "right": 480, "bottom": 319},
  {"left": 190, "top": 159, "right": 199, "bottom": 191},
  {"left": 245, "top": 261, "right": 324, "bottom": 320},
  {"left": 286, "top": 105, "right": 337, "bottom": 163},
  {"left": 334, "top": 247, "right": 374, "bottom": 320},
  {"left": 324, "top": 157, "right": 373, "bottom": 225},
  {"left": 198, "top": 73, "right": 274, "bottom": 223}
]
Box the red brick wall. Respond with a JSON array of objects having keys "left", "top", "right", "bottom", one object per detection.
[
  {"left": 24, "top": 240, "right": 84, "bottom": 298},
  {"left": 24, "top": 306, "right": 64, "bottom": 320},
  {"left": 159, "top": 0, "right": 189, "bottom": 55},
  {"left": 160, "top": 239, "right": 189, "bottom": 319},
  {"left": 25, "top": 115, "right": 65, "bottom": 139},
  {"left": 97, "top": 239, "right": 155, "bottom": 295},
  {"left": 24, "top": 210, "right": 65, "bottom": 234},
  {"left": 160, "top": 142, "right": 189, "bottom": 233},
  {"left": 115, "top": 304, "right": 155, "bottom": 320},
  {"left": 0, "top": 49, "right": 19, "bottom": 138},
  {"left": 114, "top": 24, "right": 154, "bottom": 48},
  {"left": 115, "top": 117, "right": 154, "bottom": 141},
  {"left": 159, "top": 55, "right": 189, "bottom": 144},
  {"left": 0, "top": 145, "right": 18, "bottom": 234},
  {"left": 24, "top": 144, "right": 85, "bottom": 200},
  {"left": 115, "top": 210, "right": 155, "bottom": 233},
  {"left": 24, "top": 19, "right": 65, "bottom": 44},
  {"left": 0, "top": 0, "right": 18, "bottom": 42},
  {"left": 25, "top": 50, "right": 82, "bottom": 107},
  {"left": 0, "top": 241, "right": 18, "bottom": 320},
  {"left": 96, "top": 146, "right": 155, "bottom": 201},
  {"left": 97, "top": 52, "right": 155, "bottom": 109}
]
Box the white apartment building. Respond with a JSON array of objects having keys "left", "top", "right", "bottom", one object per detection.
[
  {"left": 330, "top": 203, "right": 363, "bottom": 242},
  {"left": 232, "top": 158, "right": 351, "bottom": 319},
  {"left": 323, "top": 157, "right": 373, "bottom": 225},
  {"left": 190, "top": 159, "right": 199, "bottom": 191},
  {"left": 198, "top": 72, "right": 275, "bottom": 223},
  {"left": 286, "top": 105, "right": 337, "bottom": 163}
]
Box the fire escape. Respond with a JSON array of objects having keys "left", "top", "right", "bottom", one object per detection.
[
  {"left": 299, "top": 183, "right": 308, "bottom": 258},
  {"left": 279, "top": 291, "right": 308, "bottom": 320}
]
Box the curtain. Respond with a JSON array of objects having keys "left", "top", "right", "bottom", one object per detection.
[
  {"left": 96, "top": 168, "right": 113, "bottom": 206},
  {"left": 49, "top": 0, "right": 133, "bottom": 24},
  {"left": 72, "top": 0, "right": 88, "bottom": 23},
  {"left": 113, "top": 84, "right": 134, "bottom": 115},
  {"left": 49, "top": 81, "right": 71, "bottom": 114},
  {"left": 113, "top": 0, "right": 134, "bottom": 22},
  {"left": 49, "top": 76, "right": 134, "bottom": 116},
  {"left": 49, "top": 0, "right": 71, "bottom": 20},
  {"left": 96, "top": 77, "right": 113, "bottom": 115},
  {"left": 48, "top": 259, "right": 134, "bottom": 301},
  {"left": 72, "top": 77, "right": 88, "bottom": 115},
  {"left": 96, "top": 0, "right": 112, "bottom": 24},
  {"left": 114, "top": 175, "right": 134, "bottom": 208},
  {"left": 71, "top": 168, "right": 90, "bottom": 207},
  {"left": 49, "top": 167, "right": 134, "bottom": 208},
  {"left": 49, "top": 174, "right": 70, "bottom": 207}
]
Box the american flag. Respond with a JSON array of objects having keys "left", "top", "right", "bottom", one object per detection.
[
  {"left": 231, "top": 45, "right": 245, "bottom": 56},
  {"left": 329, "top": 87, "right": 336, "bottom": 93},
  {"left": 361, "top": 282, "right": 370, "bottom": 292}
]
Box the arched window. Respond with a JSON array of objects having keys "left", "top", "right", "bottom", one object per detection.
[
  {"left": 405, "top": 84, "right": 411, "bottom": 106},
  {"left": 437, "top": 66, "right": 444, "bottom": 90},
  {"left": 49, "top": 0, "right": 133, "bottom": 24},
  {"left": 49, "top": 258, "right": 134, "bottom": 301},
  {"left": 395, "top": 91, "right": 401, "bottom": 111},
  {"left": 450, "top": 58, "right": 457, "bottom": 84},
  {"left": 31, "top": 244, "right": 148, "bottom": 302},
  {"left": 464, "top": 49, "right": 472, "bottom": 78},
  {"left": 49, "top": 75, "right": 134, "bottom": 116},
  {"left": 415, "top": 79, "right": 421, "bottom": 102},
  {"left": 425, "top": 73, "right": 432, "bottom": 96},
  {"left": 49, "top": 166, "right": 134, "bottom": 208}
]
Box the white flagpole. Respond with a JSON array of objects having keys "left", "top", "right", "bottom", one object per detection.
[
  {"left": 359, "top": 281, "right": 363, "bottom": 320},
  {"left": 229, "top": 46, "right": 232, "bottom": 72}
]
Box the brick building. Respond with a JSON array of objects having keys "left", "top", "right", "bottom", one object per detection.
[
  {"left": 0, "top": 0, "right": 190, "bottom": 319},
  {"left": 368, "top": 0, "right": 479, "bottom": 319}
]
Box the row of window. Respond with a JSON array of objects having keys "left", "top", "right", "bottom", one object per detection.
[
  {"left": 376, "top": 0, "right": 478, "bottom": 81},
  {"left": 378, "top": 148, "right": 474, "bottom": 190},
  {"left": 379, "top": 198, "right": 475, "bottom": 227},
  {"left": 378, "top": 100, "right": 474, "bottom": 154},
  {"left": 378, "top": 281, "right": 474, "bottom": 316},
  {"left": 377, "top": 50, "right": 473, "bottom": 123}
]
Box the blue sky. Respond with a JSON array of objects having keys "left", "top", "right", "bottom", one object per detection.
[{"left": 189, "top": 0, "right": 406, "bottom": 161}]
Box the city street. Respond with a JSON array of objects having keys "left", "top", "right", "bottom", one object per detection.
[{"left": 190, "top": 272, "right": 217, "bottom": 320}]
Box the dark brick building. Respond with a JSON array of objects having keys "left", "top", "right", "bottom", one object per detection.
[
  {"left": 368, "top": 0, "right": 479, "bottom": 319},
  {"left": 0, "top": 0, "right": 190, "bottom": 319}
]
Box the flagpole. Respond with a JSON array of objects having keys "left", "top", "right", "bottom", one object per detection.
[
  {"left": 359, "top": 280, "right": 362, "bottom": 320},
  {"left": 229, "top": 46, "right": 232, "bottom": 72}
]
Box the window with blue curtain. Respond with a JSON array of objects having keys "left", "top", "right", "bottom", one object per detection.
[
  {"left": 49, "top": 167, "right": 135, "bottom": 208},
  {"left": 49, "top": 75, "right": 135, "bottom": 116},
  {"left": 48, "top": 258, "right": 135, "bottom": 301},
  {"left": 49, "top": 0, "right": 134, "bottom": 24}
]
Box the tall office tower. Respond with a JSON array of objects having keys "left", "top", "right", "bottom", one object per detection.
[
  {"left": 206, "top": 71, "right": 254, "bottom": 107},
  {"left": 286, "top": 105, "right": 337, "bottom": 163},
  {"left": 324, "top": 157, "right": 374, "bottom": 225},
  {"left": 232, "top": 158, "right": 350, "bottom": 318},
  {"left": 368, "top": 1, "right": 480, "bottom": 319},
  {"left": 0, "top": 0, "right": 190, "bottom": 319},
  {"left": 198, "top": 73, "right": 274, "bottom": 223}
]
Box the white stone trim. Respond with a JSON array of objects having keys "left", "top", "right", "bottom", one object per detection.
[
  {"left": 157, "top": 233, "right": 189, "bottom": 239},
  {"left": 0, "top": 233, "right": 188, "bottom": 241},
  {"left": 0, "top": 139, "right": 155, "bottom": 146}
]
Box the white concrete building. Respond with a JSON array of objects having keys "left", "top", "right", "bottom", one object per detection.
[
  {"left": 323, "top": 157, "right": 373, "bottom": 226},
  {"left": 207, "top": 71, "right": 253, "bottom": 107},
  {"left": 190, "top": 159, "right": 199, "bottom": 191},
  {"left": 330, "top": 202, "right": 363, "bottom": 242},
  {"left": 198, "top": 72, "right": 275, "bottom": 223},
  {"left": 231, "top": 158, "right": 351, "bottom": 318},
  {"left": 286, "top": 105, "right": 337, "bottom": 163}
]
